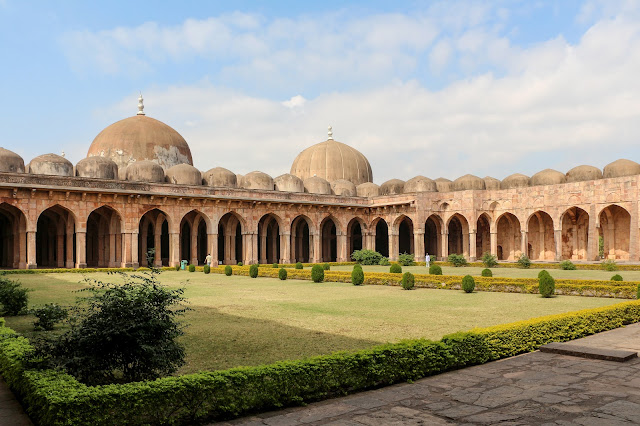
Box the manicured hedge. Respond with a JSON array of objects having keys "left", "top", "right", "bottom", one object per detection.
[{"left": 1, "top": 301, "right": 639, "bottom": 425}]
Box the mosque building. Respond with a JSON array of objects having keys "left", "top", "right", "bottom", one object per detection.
[{"left": 0, "top": 95, "right": 636, "bottom": 269}]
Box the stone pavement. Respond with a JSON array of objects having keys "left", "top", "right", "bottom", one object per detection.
[
  {"left": 223, "top": 323, "right": 640, "bottom": 425},
  {"left": 0, "top": 376, "right": 32, "bottom": 426}
]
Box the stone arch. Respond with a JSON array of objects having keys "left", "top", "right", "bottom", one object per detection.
[
  {"left": 291, "top": 215, "right": 314, "bottom": 263},
  {"left": 258, "top": 213, "right": 282, "bottom": 264},
  {"left": 496, "top": 212, "right": 521, "bottom": 261},
  {"left": 394, "top": 215, "right": 414, "bottom": 256},
  {"left": 320, "top": 216, "right": 338, "bottom": 262},
  {"left": 218, "top": 211, "right": 244, "bottom": 265},
  {"left": 447, "top": 213, "right": 469, "bottom": 258},
  {"left": 476, "top": 213, "right": 491, "bottom": 259},
  {"left": 36, "top": 204, "right": 77, "bottom": 268},
  {"left": 561, "top": 207, "right": 589, "bottom": 260},
  {"left": 526, "top": 211, "right": 555, "bottom": 261},
  {"left": 180, "top": 210, "right": 210, "bottom": 266},
  {"left": 138, "top": 208, "right": 170, "bottom": 267},
  {"left": 371, "top": 217, "right": 389, "bottom": 257},
  {"left": 425, "top": 214, "right": 443, "bottom": 261},
  {"left": 347, "top": 217, "right": 366, "bottom": 259},
  {"left": 599, "top": 204, "right": 630, "bottom": 260},
  {"left": 0, "top": 203, "right": 27, "bottom": 269},
  {"left": 86, "top": 205, "right": 123, "bottom": 268}
]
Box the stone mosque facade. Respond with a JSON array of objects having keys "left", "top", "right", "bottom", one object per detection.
[{"left": 0, "top": 96, "right": 637, "bottom": 269}]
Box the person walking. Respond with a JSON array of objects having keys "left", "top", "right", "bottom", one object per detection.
[
  {"left": 205, "top": 253, "right": 212, "bottom": 267},
  {"left": 425, "top": 253, "right": 430, "bottom": 268}
]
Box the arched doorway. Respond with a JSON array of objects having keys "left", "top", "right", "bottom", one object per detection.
[
  {"left": 425, "top": 215, "right": 441, "bottom": 260},
  {"left": 447, "top": 214, "right": 469, "bottom": 257},
  {"left": 36, "top": 205, "right": 76, "bottom": 268},
  {"left": 476, "top": 214, "right": 491, "bottom": 258},
  {"left": 0, "top": 203, "right": 27, "bottom": 269},
  {"left": 138, "top": 209, "right": 170, "bottom": 267},
  {"left": 561, "top": 207, "right": 589, "bottom": 260},
  {"left": 320, "top": 217, "right": 338, "bottom": 262},
  {"left": 291, "top": 215, "right": 312, "bottom": 263},
  {"left": 397, "top": 216, "right": 414, "bottom": 255},
  {"left": 86, "top": 206, "right": 122, "bottom": 268},
  {"left": 180, "top": 210, "right": 209, "bottom": 266},
  {"left": 258, "top": 214, "right": 281, "bottom": 264},
  {"left": 496, "top": 213, "right": 521, "bottom": 260},
  {"left": 599, "top": 205, "right": 631, "bottom": 260},
  {"left": 527, "top": 211, "right": 555, "bottom": 261},
  {"left": 374, "top": 219, "right": 389, "bottom": 257},
  {"left": 218, "top": 212, "right": 243, "bottom": 265},
  {"left": 347, "top": 218, "right": 364, "bottom": 259}
]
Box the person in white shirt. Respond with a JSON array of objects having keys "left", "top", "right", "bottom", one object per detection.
[
  {"left": 205, "top": 253, "right": 212, "bottom": 267},
  {"left": 425, "top": 253, "right": 430, "bottom": 268}
]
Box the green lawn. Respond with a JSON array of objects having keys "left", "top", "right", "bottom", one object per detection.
[{"left": 2, "top": 271, "right": 623, "bottom": 374}]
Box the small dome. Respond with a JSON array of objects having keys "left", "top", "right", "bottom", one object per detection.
[
  {"left": 434, "top": 178, "right": 452, "bottom": 192},
  {"left": 452, "top": 174, "right": 485, "bottom": 191},
  {"left": 76, "top": 156, "right": 118, "bottom": 179},
  {"left": 357, "top": 182, "right": 379, "bottom": 197},
  {"left": 29, "top": 153, "right": 73, "bottom": 177},
  {"left": 0, "top": 148, "right": 25, "bottom": 173},
  {"left": 203, "top": 167, "right": 237, "bottom": 188},
  {"left": 404, "top": 176, "right": 437, "bottom": 193},
  {"left": 331, "top": 179, "right": 357, "bottom": 196},
  {"left": 274, "top": 174, "right": 304, "bottom": 192},
  {"left": 603, "top": 159, "right": 640, "bottom": 179},
  {"left": 304, "top": 176, "right": 332, "bottom": 194},
  {"left": 241, "top": 171, "right": 274, "bottom": 190},
  {"left": 566, "top": 165, "right": 603, "bottom": 183},
  {"left": 125, "top": 160, "right": 165, "bottom": 183},
  {"left": 501, "top": 173, "right": 530, "bottom": 190},
  {"left": 531, "top": 169, "right": 566, "bottom": 186},
  {"left": 165, "top": 164, "right": 202, "bottom": 186},
  {"left": 484, "top": 176, "right": 500, "bottom": 190},
  {"left": 380, "top": 179, "right": 405, "bottom": 195}
]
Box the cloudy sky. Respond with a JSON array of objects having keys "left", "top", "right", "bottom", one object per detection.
[{"left": 1, "top": 1, "right": 639, "bottom": 183}]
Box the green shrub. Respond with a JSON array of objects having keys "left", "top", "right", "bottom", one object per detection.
[
  {"left": 378, "top": 257, "right": 390, "bottom": 266},
  {"left": 559, "top": 260, "right": 576, "bottom": 270},
  {"left": 31, "top": 304, "right": 67, "bottom": 331},
  {"left": 637, "top": 283, "right": 640, "bottom": 299},
  {"left": 602, "top": 259, "right": 617, "bottom": 271},
  {"left": 481, "top": 268, "right": 492, "bottom": 277},
  {"left": 272, "top": 263, "right": 279, "bottom": 268},
  {"left": 175, "top": 264, "right": 180, "bottom": 271},
  {"left": 249, "top": 264, "right": 259, "bottom": 278},
  {"left": 481, "top": 252, "right": 498, "bottom": 268},
  {"left": 295, "top": 262, "right": 303, "bottom": 270},
  {"left": 237, "top": 262, "right": 244, "bottom": 266},
  {"left": 351, "top": 249, "right": 383, "bottom": 265},
  {"left": 538, "top": 269, "right": 550, "bottom": 279},
  {"left": 188, "top": 264, "right": 196, "bottom": 272},
  {"left": 0, "top": 278, "right": 29, "bottom": 316},
  {"left": 351, "top": 265, "right": 364, "bottom": 286},
  {"left": 462, "top": 275, "right": 475, "bottom": 293},
  {"left": 323, "top": 263, "right": 331, "bottom": 270},
  {"left": 448, "top": 254, "right": 467, "bottom": 267},
  {"left": 278, "top": 268, "right": 287, "bottom": 280},
  {"left": 311, "top": 265, "right": 324, "bottom": 283},
  {"left": 224, "top": 265, "right": 232, "bottom": 276},
  {"left": 611, "top": 274, "right": 623, "bottom": 282},
  {"left": 398, "top": 253, "right": 415, "bottom": 266},
  {"left": 429, "top": 264, "right": 443, "bottom": 275},
  {"left": 401, "top": 272, "right": 415, "bottom": 290},
  {"left": 389, "top": 264, "right": 402, "bottom": 274},
  {"left": 539, "top": 272, "right": 555, "bottom": 298},
  {"left": 517, "top": 254, "right": 531, "bottom": 269},
  {"left": 203, "top": 265, "right": 210, "bottom": 274}
]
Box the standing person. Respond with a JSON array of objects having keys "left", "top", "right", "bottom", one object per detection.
[
  {"left": 205, "top": 253, "right": 212, "bottom": 267},
  {"left": 425, "top": 253, "right": 430, "bottom": 268}
]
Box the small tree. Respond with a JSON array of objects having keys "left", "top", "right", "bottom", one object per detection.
[
  {"left": 188, "top": 264, "right": 196, "bottom": 272},
  {"left": 0, "top": 277, "right": 29, "bottom": 316},
  {"left": 538, "top": 269, "right": 550, "bottom": 279},
  {"left": 517, "top": 254, "right": 531, "bottom": 269},
  {"left": 398, "top": 253, "right": 415, "bottom": 266},
  {"left": 224, "top": 265, "right": 232, "bottom": 276},
  {"left": 602, "top": 259, "right": 617, "bottom": 271},
  {"left": 278, "top": 268, "right": 287, "bottom": 280},
  {"left": 311, "top": 265, "right": 324, "bottom": 283},
  {"left": 351, "top": 265, "right": 364, "bottom": 286},
  {"left": 481, "top": 252, "right": 498, "bottom": 268},
  {"left": 448, "top": 254, "right": 467, "bottom": 267},
  {"left": 203, "top": 265, "right": 210, "bottom": 274},
  {"left": 351, "top": 249, "right": 383, "bottom": 265},
  {"left": 401, "top": 272, "right": 415, "bottom": 290},
  {"left": 429, "top": 264, "right": 443, "bottom": 275},
  {"left": 559, "top": 260, "right": 576, "bottom": 270},
  {"left": 389, "top": 264, "right": 402, "bottom": 274},
  {"left": 539, "top": 272, "right": 555, "bottom": 298},
  {"left": 295, "top": 262, "right": 304, "bottom": 270},
  {"left": 481, "top": 268, "right": 492, "bottom": 277},
  {"left": 249, "top": 264, "right": 259, "bottom": 278},
  {"left": 32, "top": 303, "right": 67, "bottom": 331},
  {"left": 462, "top": 275, "right": 475, "bottom": 293}
]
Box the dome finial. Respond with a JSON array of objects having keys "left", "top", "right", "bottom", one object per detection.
[
  {"left": 327, "top": 125, "right": 333, "bottom": 140},
  {"left": 137, "top": 92, "right": 145, "bottom": 116}
]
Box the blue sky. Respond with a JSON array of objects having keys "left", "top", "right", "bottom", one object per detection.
[{"left": 1, "top": 1, "right": 639, "bottom": 183}]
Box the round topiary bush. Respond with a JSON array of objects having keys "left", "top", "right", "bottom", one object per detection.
[
  {"left": 237, "top": 262, "right": 244, "bottom": 266},
  {"left": 538, "top": 269, "right": 550, "bottom": 279},
  {"left": 278, "top": 268, "right": 287, "bottom": 280},
  {"left": 389, "top": 264, "right": 402, "bottom": 274},
  {"left": 203, "top": 265, "right": 210, "bottom": 274},
  {"left": 323, "top": 263, "right": 331, "bottom": 270},
  {"left": 401, "top": 272, "right": 415, "bottom": 290},
  {"left": 481, "top": 268, "right": 492, "bottom": 277},
  {"left": 462, "top": 275, "right": 475, "bottom": 293},
  {"left": 611, "top": 274, "right": 623, "bottom": 281},
  {"left": 351, "top": 265, "right": 364, "bottom": 286},
  {"left": 249, "top": 264, "right": 259, "bottom": 278},
  {"left": 272, "top": 263, "right": 279, "bottom": 268},
  {"left": 429, "top": 264, "right": 442, "bottom": 275},
  {"left": 224, "top": 265, "right": 232, "bottom": 276},
  {"left": 539, "top": 272, "right": 555, "bottom": 298},
  {"left": 188, "top": 264, "right": 196, "bottom": 272},
  {"left": 311, "top": 265, "right": 324, "bottom": 283},
  {"left": 295, "top": 262, "right": 303, "bottom": 270}
]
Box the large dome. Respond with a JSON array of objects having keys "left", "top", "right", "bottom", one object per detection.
[
  {"left": 86, "top": 97, "right": 192, "bottom": 170},
  {"left": 290, "top": 127, "right": 372, "bottom": 185}
]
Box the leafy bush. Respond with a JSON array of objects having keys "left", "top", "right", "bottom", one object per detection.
[
  {"left": 351, "top": 249, "right": 383, "bottom": 265},
  {"left": 351, "top": 265, "right": 364, "bottom": 286},
  {"left": 637, "top": 283, "right": 640, "bottom": 299},
  {"left": 559, "top": 260, "right": 576, "bottom": 270},
  {"left": 175, "top": 265, "right": 180, "bottom": 271},
  {"left": 517, "top": 254, "right": 531, "bottom": 269},
  {"left": 538, "top": 269, "right": 550, "bottom": 279},
  {"left": 224, "top": 265, "right": 232, "bottom": 276},
  {"left": 0, "top": 278, "right": 29, "bottom": 316},
  {"left": 448, "top": 254, "right": 467, "bottom": 267},
  {"left": 295, "top": 262, "right": 303, "bottom": 270},
  {"left": 429, "top": 264, "right": 443, "bottom": 275},
  {"left": 398, "top": 253, "right": 415, "bottom": 266},
  {"left": 249, "top": 264, "right": 259, "bottom": 278},
  {"left": 401, "top": 272, "right": 415, "bottom": 290},
  {"left": 378, "top": 257, "right": 390, "bottom": 266},
  {"left": 539, "top": 272, "right": 555, "bottom": 298},
  {"left": 188, "top": 264, "right": 196, "bottom": 272},
  {"left": 611, "top": 274, "right": 623, "bottom": 282},
  {"left": 278, "top": 268, "right": 287, "bottom": 280},
  {"left": 323, "top": 263, "right": 331, "bottom": 270},
  {"left": 481, "top": 252, "right": 498, "bottom": 268},
  {"left": 31, "top": 304, "right": 67, "bottom": 331},
  {"left": 272, "top": 263, "right": 279, "bottom": 268},
  {"left": 389, "top": 264, "right": 402, "bottom": 274},
  {"left": 602, "top": 259, "right": 617, "bottom": 271},
  {"left": 311, "top": 265, "right": 324, "bottom": 283},
  {"left": 462, "top": 275, "right": 475, "bottom": 293},
  {"left": 481, "top": 268, "right": 492, "bottom": 277},
  {"left": 203, "top": 265, "right": 210, "bottom": 274},
  {"left": 237, "top": 262, "right": 244, "bottom": 266}
]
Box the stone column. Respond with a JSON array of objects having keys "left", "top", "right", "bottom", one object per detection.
[
  {"left": 490, "top": 231, "right": 498, "bottom": 258},
  {"left": 607, "top": 224, "right": 616, "bottom": 259},
  {"left": 588, "top": 207, "right": 598, "bottom": 261},
  {"left": 228, "top": 234, "right": 235, "bottom": 264},
  {"left": 56, "top": 232, "right": 65, "bottom": 268},
  {"left": 75, "top": 231, "right": 86, "bottom": 269},
  {"left": 520, "top": 230, "right": 528, "bottom": 258},
  {"left": 169, "top": 232, "right": 180, "bottom": 267},
  {"left": 251, "top": 231, "right": 259, "bottom": 264},
  {"left": 131, "top": 232, "right": 139, "bottom": 268},
  {"left": 554, "top": 229, "right": 562, "bottom": 261},
  {"left": 139, "top": 228, "right": 148, "bottom": 266},
  {"left": 109, "top": 233, "right": 116, "bottom": 267},
  {"left": 462, "top": 231, "right": 470, "bottom": 259},
  {"left": 27, "top": 231, "right": 36, "bottom": 269},
  {"left": 312, "top": 232, "right": 321, "bottom": 263},
  {"left": 631, "top": 201, "right": 639, "bottom": 261},
  {"left": 281, "top": 231, "right": 291, "bottom": 264},
  {"left": 441, "top": 230, "right": 448, "bottom": 260},
  {"left": 154, "top": 231, "right": 162, "bottom": 267},
  {"left": 208, "top": 233, "right": 218, "bottom": 267},
  {"left": 414, "top": 230, "right": 425, "bottom": 260},
  {"left": 270, "top": 232, "right": 278, "bottom": 263},
  {"left": 260, "top": 231, "right": 268, "bottom": 264},
  {"left": 337, "top": 232, "right": 347, "bottom": 262},
  {"left": 18, "top": 230, "right": 26, "bottom": 269},
  {"left": 190, "top": 231, "right": 198, "bottom": 265},
  {"left": 469, "top": 230, "right": 477, "bottom": 261},
  {"left": 389, "top": 230, "right": 399, "bottom": 261}
]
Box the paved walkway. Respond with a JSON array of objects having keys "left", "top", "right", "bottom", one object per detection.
[
  {"left": 224, "top": 323, "right": 640, "bottom": 425},
  {"left": 0, "top": 376, "right": 32, "bottom": 425}
]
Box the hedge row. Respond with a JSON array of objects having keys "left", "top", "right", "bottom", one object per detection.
[
  {"left": 428, "top": 261, "right": 640, "bottom": 271},
  {"left": 1, "top": 301, "right": 639, "bottom": 425}
]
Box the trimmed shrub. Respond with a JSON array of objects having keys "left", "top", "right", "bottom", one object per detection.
[
  {"left": 481, "top": 252, "right": 498, "bottom": 268},
  {"left": 272, "top": 263, "right": 279, "bottom": 268},
  {"left": 351, "top": 249, "right": 383, "bottom": 265},
  {"left": 538, "top": 269, "right": 550, "bottom": 279},
  {"left": 389, "top": 264, "right": 402, "bottom": 274},
  {"left": 378, "top": 257, "right": 390, "bottom": 266},
  {"left": 611, "top": 274, "right": 623, "bottom": 282},
  {"left": 517, "top": 254, "right": 531, "bottom": 269},
  {"left": 175, "top": 265, "right": 180, "bottom": 271},
  {"left": 311, "top": 265, "right": 324, "bottom": 283},
  {"left": 401, "top": 272, "right": 415, "bottom": 290},
  {"left": 0, "top": 278, "right": 29, "bottom": 316},
  {"left": 462, "top": 275, "right": 475, "bottom": 293},
  {"left": 602, "top": 259, "right": 617, "bottom": 271},
  {"left": 429, "top": 264, "right": 443, "bottom": 275},
  {"left": 637, "top": 283, "right": 640, "bottom": 299},
  {"left": 249, "top": 264, "right": 259, "bottom": 278},
  {"left": 323, "top": 263, "right": 331, "bottom": 271},
  {"left": 237, "top": 262, "right": 244, "bottom": 267},
  {"left": 351, "top": 265, "right": 364, "bottom": 286},
  {"left": 398, "top": 253, "right": 415, "bottom": 266},
  {"left": 295, "top": 262, "right": 303, "bottom": 270},
  {"left": 481, "top": 268, "right": 492, "bottom": 277},
  {"left": 278, "top": 268, "right": 287, "bottom": 280},
  {"left": 539, "top": 272, "right": 555, "bottom": 298},
  {"left": 203, "top": 265, "right": 210, "bottom": 274},
  {"left": 188, "top": 264, "right": 196, "bottom": 272},
  {"left": 448, "top": 254, "right": 467, "bottom": 267},
  {"left": 31, "top": 304, "right": 67, "bottom": 331},
  {"left": 559, "top": 260, "right": 576, "bottom": 270},
  {"left": 224, "top": 265, "right": 232, "bottom": 276}
]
